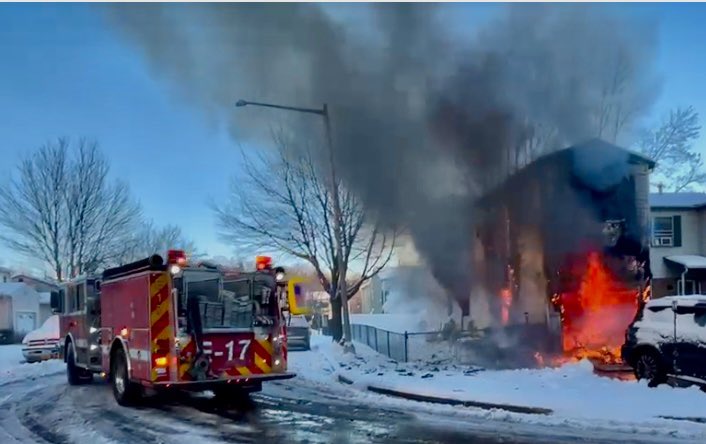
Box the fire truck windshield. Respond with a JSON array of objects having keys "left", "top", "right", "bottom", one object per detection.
[{"left": 181, "top": 277, "right": 249, "bottom": 330}]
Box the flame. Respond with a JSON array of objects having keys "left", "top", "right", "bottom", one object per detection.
[
  {"left": 557, "top": 251, "right": 640, "bottom": 364},
  {"left": 499, "top": 264, "right": 515, "bottom": 326},
  {"left": 500, "top": 287, "right": 512, "bottom": 325}
]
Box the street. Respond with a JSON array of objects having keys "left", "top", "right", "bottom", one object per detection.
[{"left": 0, "top": 356, "right": 698, "bottom": 444}]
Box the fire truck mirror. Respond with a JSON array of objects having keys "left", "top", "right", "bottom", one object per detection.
[{"left": 50, "top": 290, "right": 63, "bottom": 313}]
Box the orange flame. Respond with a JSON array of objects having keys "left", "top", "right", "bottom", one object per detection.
[
  {"left": 500, "top": 288, "right": 512, "bottom": 325},
  {"left": 558, "top": 252, "right": 640, "bottom": 364}
]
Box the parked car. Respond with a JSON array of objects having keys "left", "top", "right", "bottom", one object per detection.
[
  {"left": 21, "top": 315, "right": 60, "bottom": 363},
  {"left": 287, "top": 315, "right": 311, "bottom": 350},
  {"left": 621, "top": 295, "right": 706, "bottom": 387}
]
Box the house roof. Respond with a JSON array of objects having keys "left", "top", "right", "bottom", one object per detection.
[
  {"left": 477, "top": 138, "right": 655, "bottom": 205},
  {"left": 0, "top": 282, "right": 31, "bottom": 297},
  {"left": 665, "top": 255, "right": 706, "bottom": 269},
  {"left": 650, "top": 192, "right": 706, "bottom": 209},
  {"left": 11, "top": 274, "right": 59, "bottom": 288}
]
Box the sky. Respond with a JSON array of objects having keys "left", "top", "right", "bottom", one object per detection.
[{"left": 0, "top": 3, "right": 705, "bottom": 272}]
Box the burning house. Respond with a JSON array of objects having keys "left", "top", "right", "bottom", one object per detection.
[{"left": 468, "top": 139, "right": 654, "bottom": 366}]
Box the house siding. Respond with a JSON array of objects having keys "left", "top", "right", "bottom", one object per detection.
[
  {"left": 650, "top": 209, "right": 702, "bottom": 279},
  {"left": 0, "top": 284, "right": 40, "bottom": 341}
]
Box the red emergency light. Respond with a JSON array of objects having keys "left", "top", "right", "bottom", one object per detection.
[
  {"left": 167, "top": 249, "right": 187, "bottom": 266},
  {"left": 256, "top": 256, "right": 272, "bottom": 271}
]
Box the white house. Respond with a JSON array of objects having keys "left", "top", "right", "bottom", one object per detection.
[
  {"left": 0, "top": 282, "right": 41, "bottom": 340},
  {"left": 649, "top": 192, "right": 706, "bottom": 297}
]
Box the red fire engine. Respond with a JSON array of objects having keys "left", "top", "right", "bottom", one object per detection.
[{"left": 51, "top": 251, "right": 295, "bottom": 406}]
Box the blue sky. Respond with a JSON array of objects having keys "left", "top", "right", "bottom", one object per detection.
[{"left": 1, "top": 3, "right": 705, "bottom": 270}]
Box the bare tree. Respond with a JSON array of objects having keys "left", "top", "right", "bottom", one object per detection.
[
  {"left": 637, "top": 106, "right": 705, "bottom": 192},
  {"left": 0, "top": 138, "right": 141, "bottom": 280},
  {"left": 0, "top": 141, "right": 68, "bottom": 280},
  {"left": 64, "top": 141, "right": 142, "bottom": 276},
  {"left": 120, "top": 221, "right": 197, "bottom": 263},
  {"left": 213, "top": 131, "right": 396, "bottom": 342}
]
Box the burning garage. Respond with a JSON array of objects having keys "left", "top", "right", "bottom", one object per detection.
[{"left": 467, "top": 138, "right": 654, "bottom": 367}]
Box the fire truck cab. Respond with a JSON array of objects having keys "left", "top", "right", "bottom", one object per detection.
[{"left": 52, "top": 251, "right": 295, "bottom": 406}]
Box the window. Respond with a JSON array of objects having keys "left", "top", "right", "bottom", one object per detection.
[
  {"left": 76, "top": 283, "right": 85, "bottom": 311},
  {"left": 677, "top": 279, "right": 700, "bottom": 295},
  {"left": 652, "top": 215, "right": 682, "bottom": 247}
]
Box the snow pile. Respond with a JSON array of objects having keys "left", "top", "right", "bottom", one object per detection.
[
  {"left": 289, "top": 335, "right": 706, "bottom": 440},
  {"left": 0, "top": 344, "right": 64, "bottom": 385}
]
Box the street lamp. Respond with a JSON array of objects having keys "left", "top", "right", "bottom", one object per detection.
[{"left": 234, "top": 99, "right": 352, "bottom": 349}]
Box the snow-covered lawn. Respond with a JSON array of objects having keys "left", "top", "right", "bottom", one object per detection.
[
  {"left": 0, "top": 344, "right": 64, "bottom": 386},
  {"left": 288, "top": 334, "right": 706, "bottom": 440}
]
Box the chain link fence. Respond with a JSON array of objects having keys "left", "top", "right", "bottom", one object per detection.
[{"left": 350, "top": 323, "right": 445, "bottom": 362}]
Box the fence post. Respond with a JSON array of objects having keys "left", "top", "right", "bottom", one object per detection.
[
  {"left": 374, "top": 328, "right": 378, "bottom": 352},
  {"left": 404, "top": 331, "right": 408, "bottom": 362},
  {"left": 386, "top": 331, "right": 390, "bottom": 358}
]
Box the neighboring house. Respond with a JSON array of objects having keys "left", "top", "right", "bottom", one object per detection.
[
  {"left": 0, "top": 282, "right": 41, "bottom": 342},
  {"left": 11, "top": 274, "right": 59, "bottom": 294},
  {"left": 347, "top": 294, "right": 362, "bottom": 314},
  {"left": 0, "top": 267, "right": 12, "bottom": 283},
  {"left": 649, "top": 192, "right": 706, "bottom": 298},
  {"left": 356, "top": 276, "right": 385, "bottom": 314}
]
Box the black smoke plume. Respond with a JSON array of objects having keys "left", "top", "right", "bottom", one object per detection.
[{"left": 105, "top": 3, "right": 659, "bottom": 311}]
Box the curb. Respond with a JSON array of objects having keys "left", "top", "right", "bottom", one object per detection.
[
  {"left": 335, "top": 371, "right": 552, "bottom": 416},
  {"left": 366, "top": 385, "right": 553, "bottom": 415}
]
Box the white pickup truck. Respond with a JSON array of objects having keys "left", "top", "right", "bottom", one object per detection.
[{"left": 21, "top": 315, "right": 60, "bottom": 363}]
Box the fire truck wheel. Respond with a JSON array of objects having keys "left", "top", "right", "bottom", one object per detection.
[
  {"left": 634, "top": 348, "right": 667, "bottom": 387},
  {"left": 66, "top": 345, "right": 92, "bottom": 385},
  {"left": 111, "top": 348, "right": 142, "bottom": 406}
]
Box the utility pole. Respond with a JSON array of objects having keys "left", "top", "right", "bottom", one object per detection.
[{"left": 235, "top": 99, "right": 353, "bottom": 349}]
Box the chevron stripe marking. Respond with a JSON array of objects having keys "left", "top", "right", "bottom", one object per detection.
[{"left": 150, "top": 273, "right": 169, "bottom": 296}]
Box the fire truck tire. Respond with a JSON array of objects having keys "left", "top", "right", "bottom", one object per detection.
[
  {"left": 111, "top": 348, "right": 142, "bottom": 406},
  {"left": 633, "top": 348, "right": 667, "bottom": 387},
  {"left": 66, "top": 345, "right": 92, "bottom": 385}
]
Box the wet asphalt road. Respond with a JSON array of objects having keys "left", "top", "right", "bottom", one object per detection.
[{"left": 0, "top": 363, "right": 697, "bottom": 444}]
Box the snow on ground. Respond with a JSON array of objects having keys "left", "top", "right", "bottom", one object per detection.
[
  {"left": 288, "top": 334, "right": 706, "bottom": 441},
  {"left": 0, "top": 344, "right": 64, "bottom": 386}
]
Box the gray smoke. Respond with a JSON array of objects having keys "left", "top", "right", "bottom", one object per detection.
[{"left": 104, "top": 3, "right": 658, "bottom": 309}]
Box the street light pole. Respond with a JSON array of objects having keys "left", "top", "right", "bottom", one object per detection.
[{"left": 235, "top": 99, "right": 352, "bottom": 348}]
